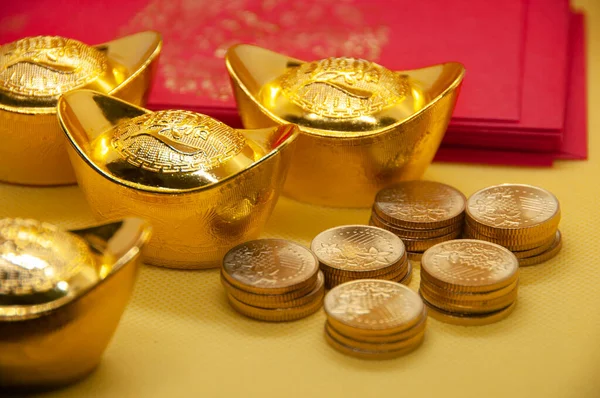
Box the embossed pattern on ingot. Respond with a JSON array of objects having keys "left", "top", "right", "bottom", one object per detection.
[
  {"left": 0, "top": 36, "right": 107, "bottom": 99},
  {"left": 222, "top": 239, "right": 320, "bottom": 294},
  {"left": 0, "top": 218, "right": 91, "bottom": 296},
  {"left": 279, "top": 57, "right": 409, "bottom": 120},
  {"left": 111, "top": 110, "right": 247, "bottom": 173}
]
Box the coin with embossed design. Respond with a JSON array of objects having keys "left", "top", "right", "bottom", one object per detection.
[
  {"left": 324, "top": 280, "right": 424, "bottom": 335},
  {"left": 222, "top": 239, "right": 319, "bottom": 295},
  {"left": 420, "top": 239, "right": 519, "bottom": 292},
  {"left": 374, "top": 181, "right": 466, "bottom": 229},
  {"left": 0, "top": 218, "right": 92, "bottom": 296},
  {"left": 466, "top": 184, "right": 560, "bottom": 238},
  {"left": 311, "top": 225, "right": 405, "bottom": 276}
]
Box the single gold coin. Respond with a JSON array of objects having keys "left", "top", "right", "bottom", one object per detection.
[
  {"left": 324, "top": 327, "right": 423, "bottom": 359},
  {"left": 519, "top": 231, "right": 563, "bottom": 267},
  {"left": 311, "top": 225, "right": 405, "bottom": 277},
  {"left": 420, "top": 276, "right": 519, "bottom": 302},
  {"left": 226, "top": 286, "right": 324, "bottom": 322},
  {"left": 422, "top": 296, "right": 517, "bottom": 326},
  {"left": 325, "top": 321, "right": 425, "bottom": 351},
  {"left": 402, "top": 229, "right": 462, "bottom": 252},
  {"left": 324, "top": 279, "right": 424, "bottom": 335},
  {"left": 326, "top": 307, "right": 427, "bottom": 343},
  {"left": 374, "top": 181, "right": 466, "bottom": 229},
  {"left": 369, "top": 213, "right": 462, "bottom": 239},
  {"left": 419, "top": 286, "right": 517, "bottom": 314},
  {"left": 222, "top": 239, "right": 319, "bottom": 295},
  {"left": 466, "top": 184, "right": 560, "bottom": 238},
  {"left": 221, "top": 271, "right": 324, "bottom": 309},
  {"left": 513, "top": 231, "right": 560, "bottom": 259},
  {"left": 420, "top": 239, "right": 519, "bottom": 292}
]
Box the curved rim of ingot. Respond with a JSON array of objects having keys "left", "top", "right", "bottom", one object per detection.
[
  {"left": 324, "top": 326, "right": 424, "bottom": 359},
  {"left": 225, "top": 44, "right": 465, "bottom": 138},
  {"left": 465, "top": 184, "right": 561, "bottom": 235},
  {"left": 0, "top": 217, "right": 151, "bottom": 321},
  {"left": 311, "top": 224, "right": 406, "bottom": 275},
  {"left": 518, "top": 231, "right": 563, "bottom": 267},
  {"left": 420, "top": 239, "right": 520, "bottom": 292},
  {"left": 0, "top": 31, "right": 162, "bottom": 115},
  {"left": 422, "top": 295, "right": 517, "bottom": 326},
  {"left": 57, "top": 89, "right": 299, "bottom": 193},
  {"left": 324, "top": 279, "right": 425, "bottom": 333}
]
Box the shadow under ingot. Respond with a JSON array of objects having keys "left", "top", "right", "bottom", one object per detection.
[
  {"left": 0, "top": 31, "right": 162, "bottom": 186},
  {"left": 0, "top": 217, "right": 151, "bottom": 391},
  {"left": 226, "top": 45, "right": 465, "bottom": 208},
  {"left": 58, "top": 90, "right": 299, "bottom": 269}
]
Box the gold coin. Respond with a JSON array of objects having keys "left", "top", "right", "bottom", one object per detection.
[
  {"left": 422, "top": 296, "right": 517, "bottom": 326},
  {"left": 226, "top": 287, "right": 324, "bottom": 322},
  {"left": 419, "top": 286, "right": 517, "bottom": 314},
  {"left": 322, "top": 258, "right": 408, "bottom": 285},
  {"left": 221, "top": 271, "right": 324, "bottom": 309},
  {"left": 421, "top": 239, "right": 519, "bottom": 292},
  {"left": 326, "top": 307, "right": 427, "bottom": 343},
  {"left": 407, "top": 252, "right": 423, "bottom": 261},
  {"left": 420, "top": 276, "right": 518, "bottom": 302},
  {"left": 463, "top": 222, "right": 556, "bottom": 251},
  {"left": 324, "top": 327, "right": 423, "bottom": 359},
  {"left": 466, "top": 184, "right": 560, "bottom": 239},
  {"left": 325, "top": 321, "right": 425, "bottom": 351},
  {"left": 369, "top": 212, "right": 462, "bottom": 239},
  {"left": 222, "top": 239, "right": 319, "bottom": 295},
  {"left": 396, "top": 265, "right": 413, "bottom": 285},
  {"left": 402, "top": 229, "right": 463, "bottom": 252},
  {"left": 311, "top": 225, "right": 405, "bottom": 277},
  {"left": 324, "top": 279, "right": 424, "bottom": 335},
  {"left": 373, "top": 181, "right": 466, "bottom": 229},
  {"left": 519, "top": 231, "right": 563, "bottom": 267},
  {"left": 318, "top": 252, "right": 407, "bottom": 279},
  {"left": 512, "top": 231, "right": 560, "bottom": 259}
]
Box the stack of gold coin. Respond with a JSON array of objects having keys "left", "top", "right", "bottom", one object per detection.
[
  {"left": 221, "top": 239, "right": 324, "bottom": 322},
  {"left": 370, "top": 181, "right": 466, "bottom": 261},
  {"left": 419, "top": 239, "right": 519, "bottom": 325},
  {"left": 323, "top": 280, "right": 427, "bottom": 359},
  {"left": 311, "top": 225, "right": 411, "bottom": 289},
  {"left": 464, "top": 184, "right": 562, "bottom": 266}
]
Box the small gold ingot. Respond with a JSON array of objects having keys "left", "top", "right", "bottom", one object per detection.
[
  {"left": 226, "top": 45, "right": 465, "bottom": 207},
  {"left": 58, "top": 91, "right": 298, "bottom": 269},
  {"left": 0, "top": 217, "right": 151, "bottom": 391},
  {"left": 0, "top": 32, "right": 162, "bottom": 186}
]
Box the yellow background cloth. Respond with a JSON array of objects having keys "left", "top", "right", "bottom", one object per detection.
[{"left": 1, "top": 1, "right": 598, "bottom": 396}]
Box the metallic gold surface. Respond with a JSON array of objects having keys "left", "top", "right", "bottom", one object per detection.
[
  {"left": 466, "top": 184, "right": 561, "bottom": 239},
  {"left": 407, "top": 252, "right": 423, "bottom": 262},
  {"left": 324, "top": 280, "right": 424, "bottom": 335},
  {"left": 324, "top": 327, "right": 423, "bottom": 360},
  {"left": 369, "top": 212, "right": 461, "bottom": 239},
  {"left": 401, "top": 229, "right": 463, "bottom": 252},
  {"left": 422, "top": 297, "right": 517, "bottom": 326},
  {"left": 222, "top": 271, "right": 324, "bottom": 309},
  {"left": 311, "top": 225, "right": 405, "bottom": 276},
  {"left": 325, "top": 322, "right": 425, "bottom": 352},
  {"left": 420, "top": 277, "right": 519, "bottom": 302},
  {"left": 0, "top": 217, "right": 150, "bottom": 391},
  {"left": 518, "top": 231, "right": 563, "bottom": 267},
  {"left": 323, "top": 261, "right": 409, "bottom": 289},
  {"left": 222, "top": 239, "right": 319, "bottom": 294},
  {"left": 462, "top": 224, "right": 557, "bottom": 251},
  {"left": 420, "top": 286, "right": 518, "bottom": 314},
  {"left": 226, "top": 45, "right": 465, "bottom": 207},
  {"left": 512, "top": 231, "right": 560, "bottom": 259},
  {"left": 0, "top": 32, "right": 162, "bottom": 185},
  {"left": 420, "top": 239, "right": 519, "bottom": 292},
  {"left": 373, "top": 181, "right": 466, "bottom": 229},
  {"left": 58, "top": 91, "right": 298, "bottom": 269}
]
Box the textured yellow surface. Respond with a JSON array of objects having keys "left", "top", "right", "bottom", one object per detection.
[{"left": 1, "top": 1, "right": 598, "bottom": 397}]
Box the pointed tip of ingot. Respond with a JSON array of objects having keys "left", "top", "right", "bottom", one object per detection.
[{"left": 59, "top": 90, "right": 298, "bottom": 193}]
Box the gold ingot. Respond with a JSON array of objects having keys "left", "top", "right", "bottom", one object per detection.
[
  {"left": 226, "top": 45, "right": 465, "bottom": 207},
  {"left": 0, "top": 217, "right": 151, "bottom": 391},
  {"left": 58, "top": 91, "right": 299, "bottom": 269},
  {"left": 0, "top": 32, "right": 162, "bottom": 186}
]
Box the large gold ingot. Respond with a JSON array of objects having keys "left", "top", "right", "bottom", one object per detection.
[
  {"left": 226, "top": 45, "right": 465, "bottom": 207},
  {"left": 58, "top": 90, "right": 298, "bottom": 269},
  {"left": 0, "top": 217, "right": 151, "bottom": 391},
  {"left": 0, "top": 31, "right": 162, "bottom": 186}
]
